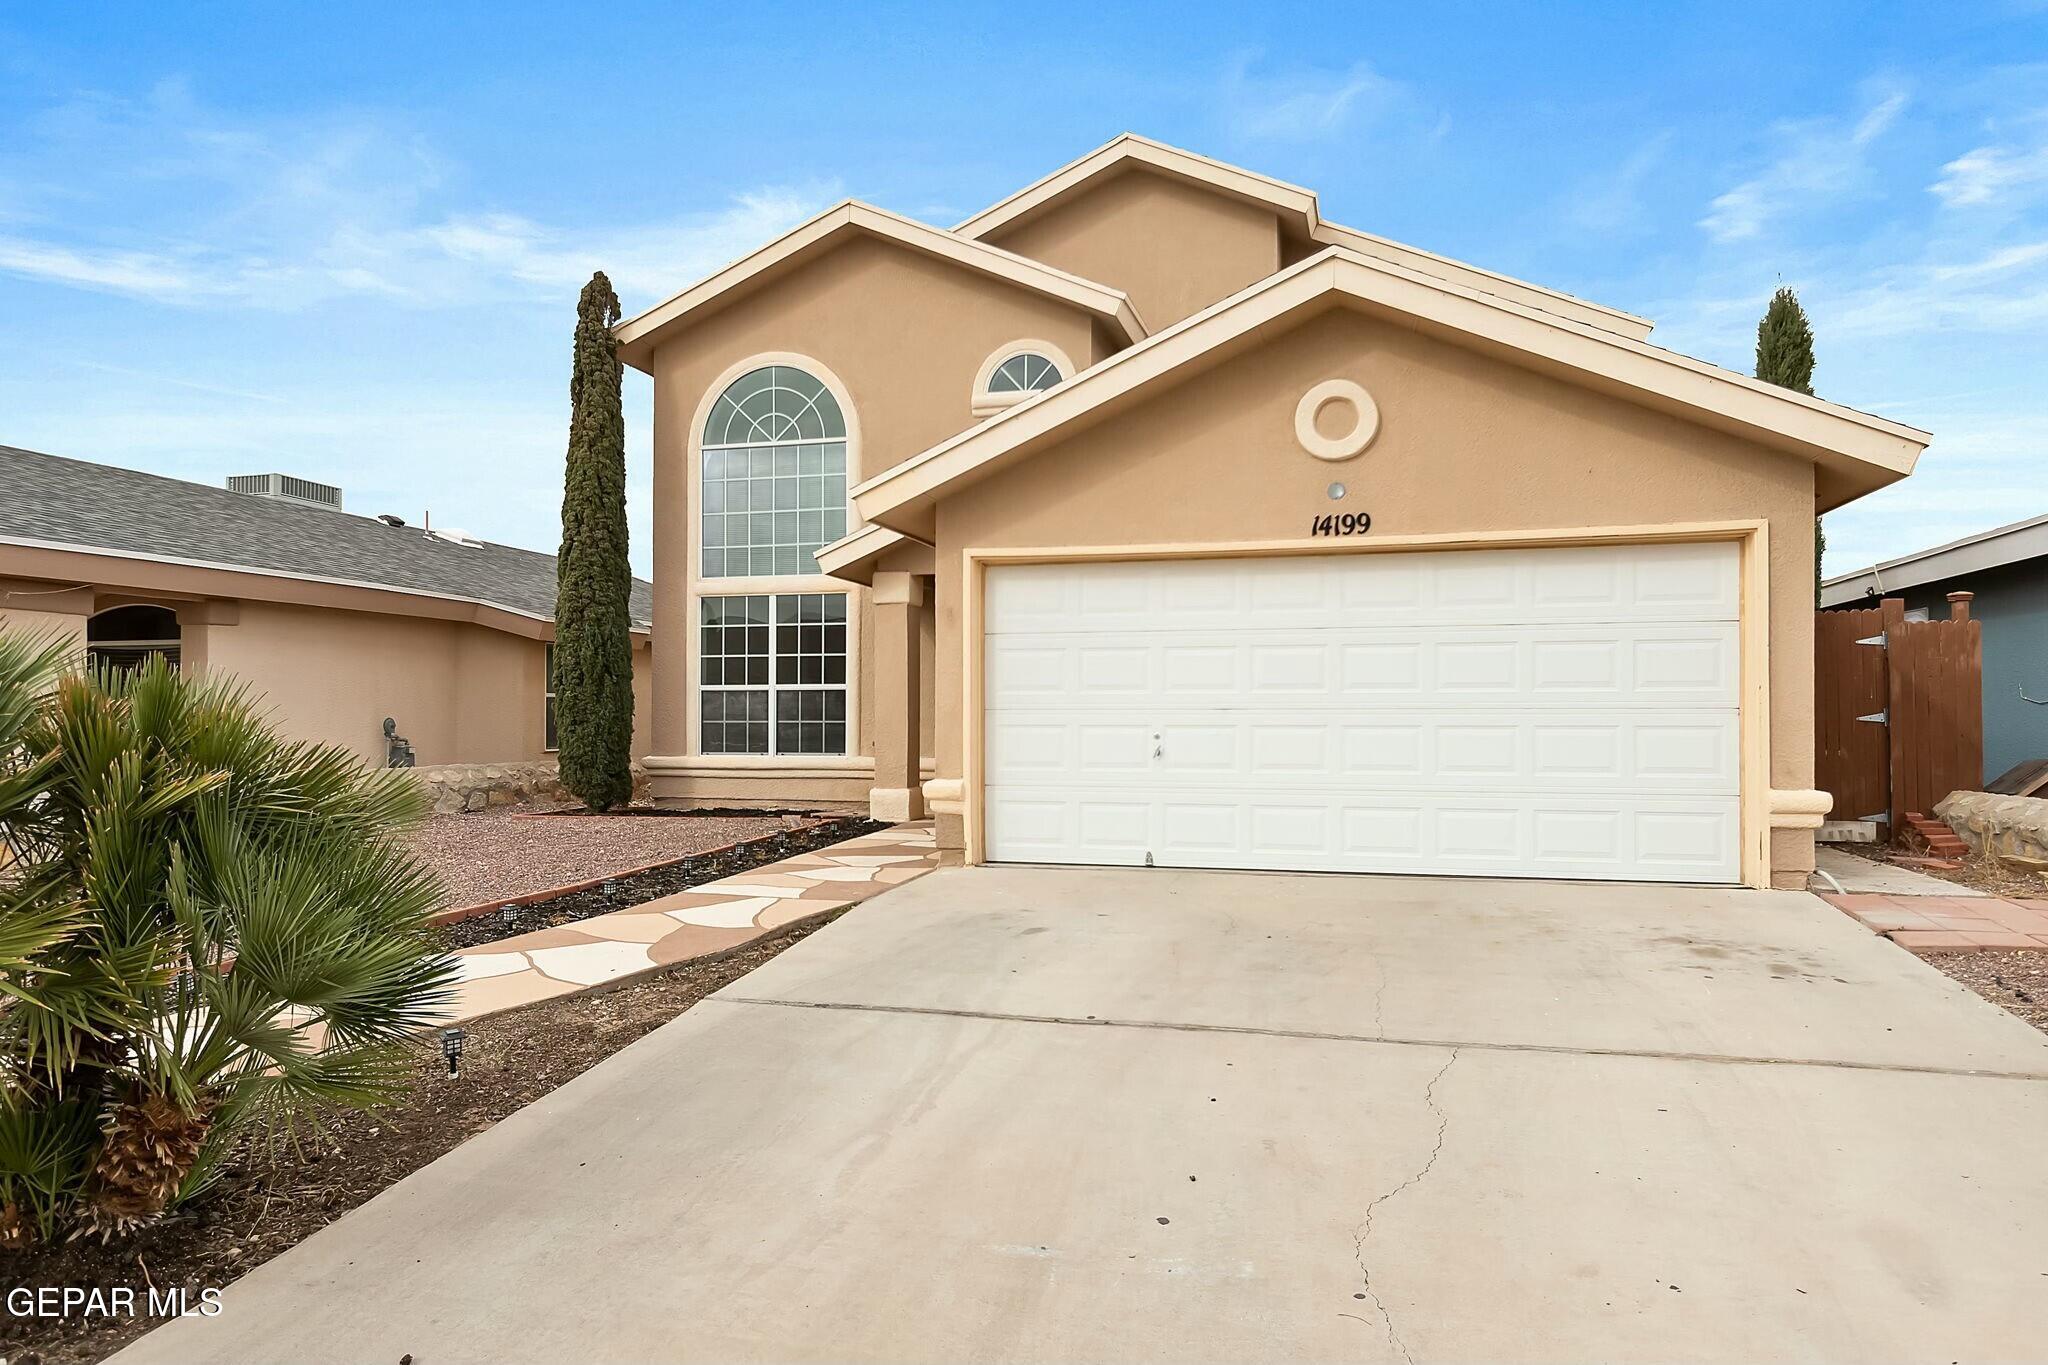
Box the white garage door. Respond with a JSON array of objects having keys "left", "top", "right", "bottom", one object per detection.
[{"left": 983, "top": 542, "right": 1741, "bottom": 883}]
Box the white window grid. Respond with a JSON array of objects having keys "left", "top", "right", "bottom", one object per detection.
[
  {"left": 988, "top": 352, "right": 1061, "bottom": 393},
  {"left": 699, "top": 592, "right": 847, "bottom": 756},
  {"left": 701, "top": 365, "right": 851, "bottom": 579}
]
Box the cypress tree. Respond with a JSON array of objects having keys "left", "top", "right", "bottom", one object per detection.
[
  {"left": 1754, "top": 286, "right": 1824, "bottom": 601},
  {"left": 554, "top": 271, "right": 635, "bottom": 810}
]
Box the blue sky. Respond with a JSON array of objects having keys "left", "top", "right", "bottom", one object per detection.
[{"left": 2, "top": 2, "right": 2043, "bottom": 578}]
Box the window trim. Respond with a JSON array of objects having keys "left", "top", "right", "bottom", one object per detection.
[
  {"left": 683, "top": 351, "right": 864, "bottom": 764},
  {"left": 971, "top": 339, "right": 1077, "bottom": 417}
]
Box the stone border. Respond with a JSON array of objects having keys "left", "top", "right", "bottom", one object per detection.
[
  {"left": 1936, "top": 791, "right": 2048, "bottom": 865},
  {"left": 411, "top": 759, "right": 651, "bottom": 815}
]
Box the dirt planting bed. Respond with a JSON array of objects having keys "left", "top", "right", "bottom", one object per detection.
[
  {"left": 404, "top": 806, "right": 808, "bottom": 911},
  {"left": 433, "top": 816, "right": 886, "bottom": 950},
  {"left": 0, "top": 910, "right": 850, "bottom": 1365}
]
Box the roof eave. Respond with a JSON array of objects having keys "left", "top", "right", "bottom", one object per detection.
[
  {"left": 1821, "top": 513, "right": 2048, "bottom": 605},
  {"left": 614, "top": 200, "right": 1143, "bottom": 373},
  {"left": 0, "top": 534, "right": 651, "bottom": 638},
  {"left": 853, "top": 248, "right": 1930, "bottom": 534}
]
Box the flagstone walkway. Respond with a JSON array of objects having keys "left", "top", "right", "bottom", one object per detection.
[{"left": 441, "top": 821, "right": 936, "bottom": 1023}]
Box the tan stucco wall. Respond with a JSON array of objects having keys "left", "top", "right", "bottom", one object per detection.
[
  {"left": 201, "top": 600, "right": 651, "bottom": 768},
  {"left": 644, "top": 234, "right": 1110, "bottom": 781},
  {"left": 0, "top": 577, "right": 90, "bottom": 653},
  {"left": 1, "top": 573, "right": 651, "bottom": 771},
  {"left": 926, "top": 303, "right": 1819, "bottom": 882},
  {"left": 985, "top": 169, "right": 1285, "bottom": 330}
]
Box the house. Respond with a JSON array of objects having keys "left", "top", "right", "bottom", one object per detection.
[
  {"left": 0, "top": 444, "right": 653, "bottom": 768},
  {"left": 1823, "top": 512, "right": 2048, "bottom": 784},
  {"left": 618, "top": 133, "right": 1930, "bottom": 889}
]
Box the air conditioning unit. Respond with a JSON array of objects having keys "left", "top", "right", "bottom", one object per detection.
[{"left": 226, "top": 473, "right": 344, "bottom": 510}]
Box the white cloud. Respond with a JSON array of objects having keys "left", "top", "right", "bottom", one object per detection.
[
  {"left": 0, "top": 86, "right": 831, "bottom": 310},
  {"left": 1700, "top": 90, "right": 1908, "bottom": 241},
  {"left": 0, "top": 236, "right": 214, "bottom": 298},
  {"left": 1931, "top": 136, "right": 2048, "bottom": 206},
  {"left": 1220, "top": 56, "right": 1410, "bottom": 143}
]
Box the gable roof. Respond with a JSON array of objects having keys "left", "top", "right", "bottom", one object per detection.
[
  {"left": 1821, "top": 511, "right": 2048, "bottom": 607},
  {"left": 955, "top": 132, "right": 1323, "bottom": 242},
  {"left": 952, "top": 133, "right": 1655, "bottom": 340},
  {"left": 0, "top": 445, "right": 652, "bottom": 630},
  {"left": 614, "top": 200, "right": 1144, "bottom": 370},
  {"left": 848, "top": 248, "right": 1929, "bottom": 535}
]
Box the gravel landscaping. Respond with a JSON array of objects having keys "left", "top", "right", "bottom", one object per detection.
[
  {"left": 404, "top": 806, "right": 813, "bottom": 909},
  {"left": 0, "top": 910, "right": 850, "bottom": 1365},
  {"left": 1925, "top": 950, "right": 2048, "bottom": 1036},
  {"left": 433, "top": 816, "right": 888, "bottom": 950}
]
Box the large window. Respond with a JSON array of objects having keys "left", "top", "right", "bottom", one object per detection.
[
  {"left": 701, "top": 366, "right": 849, "bottom": 577},
  {"left": 700, "top": 592, "right": 847, "bottom": 755}
]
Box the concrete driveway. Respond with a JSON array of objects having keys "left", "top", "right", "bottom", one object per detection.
[{"left": 121, "top": 868, "right": 2048, "bottom": 1363}]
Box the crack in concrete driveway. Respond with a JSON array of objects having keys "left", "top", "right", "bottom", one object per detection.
[{"left": 1350, "top": 1047, "right": 1460, "bottom": 1363}]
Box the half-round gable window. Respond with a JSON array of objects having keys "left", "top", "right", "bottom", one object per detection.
[
  {"left": 988, "top": 352, "right": 1061, "bottom": 394},
  {"left": 972, "top": 341, "right": 1075, "bottom": 416}
]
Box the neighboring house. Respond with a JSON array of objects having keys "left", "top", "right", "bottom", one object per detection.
[
  {"left": 1822, "top": 513, "right": 2048, "bottom": 784},
  {"left": 619, "top": 133, "right": 1930, "bottom": 890},
  {"left": 0, "top": 444, "right": 654, "bottom": 768}
]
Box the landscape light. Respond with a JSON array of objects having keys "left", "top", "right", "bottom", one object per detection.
[{"left": 440, "top": 1027, "right": 466, "bottom": 1077}]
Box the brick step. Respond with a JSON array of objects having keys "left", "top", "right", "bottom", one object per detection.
[{"left": 1901, "top": 812, "right": 1971, "bottom": 857}]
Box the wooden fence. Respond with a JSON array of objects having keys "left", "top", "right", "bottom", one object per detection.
[{"left": 1815, "top": 594, "right": 1983, "bottom": 837}]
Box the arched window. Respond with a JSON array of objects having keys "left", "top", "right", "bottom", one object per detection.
[
  {"left": 86, "top": 604, "right": 180, "bottom": 674},
  {"left": 700, "top": 365, "right": 849, "bottom": 578},
  {"left": 973, "top": 344, "right": 1071, "bottom": 415},
  {"left": 988, "top": 352, "right": 1062, "bottom": 394}
]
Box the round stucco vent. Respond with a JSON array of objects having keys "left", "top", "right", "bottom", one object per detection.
[{"left": 1294, "top": 379, "right": 1379, "bottom": 462}]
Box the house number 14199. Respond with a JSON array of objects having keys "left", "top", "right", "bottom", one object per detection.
[{"left": 1309, "top": 512, "right": 1372, "bottom": 536}]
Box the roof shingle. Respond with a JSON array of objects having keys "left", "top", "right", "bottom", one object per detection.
[{"left": 0, "top": 445, "right": 652, "bottom": 627}]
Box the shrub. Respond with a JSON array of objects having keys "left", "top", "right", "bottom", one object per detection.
[{"left": 0, "top": 631, "right": 456, "bottom": 1246}]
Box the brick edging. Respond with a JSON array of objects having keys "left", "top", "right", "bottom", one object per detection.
[{"left": 426, "top": 820, "right": 833, "bottom": 927}]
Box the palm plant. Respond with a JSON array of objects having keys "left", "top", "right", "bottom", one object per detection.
[{"left": 0, "top": 629, "right": 456, "bottom": 1246}]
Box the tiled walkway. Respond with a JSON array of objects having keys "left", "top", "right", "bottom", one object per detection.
[
  {"left": 442, "top": 821, "right": 936, "bottom": 1023},
  {"left": 1822, "top": 893, "right": 2048, "bottom": 952}
]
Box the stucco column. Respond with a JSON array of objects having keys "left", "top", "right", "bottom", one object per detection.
[
  {"left": 173, "top": 599, "right": 240, "bottom": 677},
  {"left": 868, "top": 571, "right": 925, "bottom": 823}
]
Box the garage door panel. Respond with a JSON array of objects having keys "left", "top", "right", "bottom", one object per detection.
[
  {"left": 989, "top": 709, "right": 1739, "bottom": 795},
  {"left": 984, "top": 545, "right": 1741, "bottom": 884},
  {"left": 988, "top": 784, "right": 1740, "bottom": 880},
  {"left": 989, "top": 624, "right": 1738, "bottom": 710},
  {"left": 983, "top": 541, "right": 1738, "bottom": 637}
]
